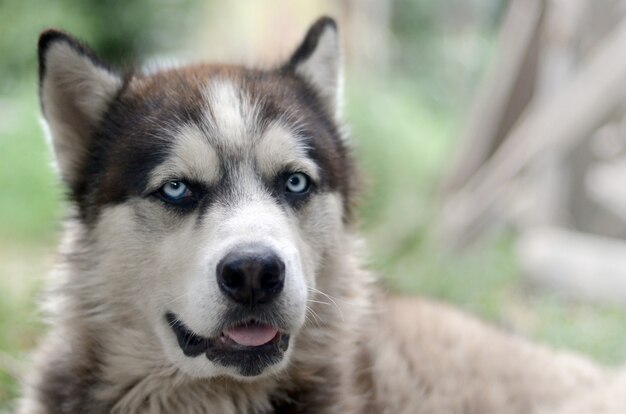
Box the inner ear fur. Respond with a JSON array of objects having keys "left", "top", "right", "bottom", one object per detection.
[
  {"left": 38, "top": 30, "right": 122, "bottom": 186},
  {"left": 287, "top": 16, "right": 343, "bottom": 120}
]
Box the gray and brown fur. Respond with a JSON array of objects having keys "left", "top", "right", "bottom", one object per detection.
[{"left": 19, "top": 17, "right": 619, "bottom": 414}]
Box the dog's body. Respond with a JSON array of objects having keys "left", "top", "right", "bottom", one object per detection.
[{"left": 19, "top": 17, "right": 615, "bottom": 413}]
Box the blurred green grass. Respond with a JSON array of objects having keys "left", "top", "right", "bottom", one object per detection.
[
  {"left": 0, "top": 84, "right": 64, "bottom": 245},
  {"left": 0, "top": 82, "right": 57, "bottom": 410},
  {"left": 1, "top": 3, "right": 626, "bottom": 410},
  {"left": 0, "top": 242, "right": 44, "bottom": 409}
]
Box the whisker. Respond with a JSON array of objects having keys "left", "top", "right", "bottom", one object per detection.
[
  {"left": 307, "top": 287, "right": 345, "bottom": 322},
  {"left": 307, "top": 299, "right": 333, "bottom": 306},
  {"left": 162, "top": 291, "right": 192, "bottom": 307},
  {"left": 303, "top": 313, "right": 317, "bottom": 328},
  {"left": 305, "top": 305, "right": 324, "bottom": 328},
  {"left": 309, "top": 308, "right": 326, "bottom": 327},
  {"left": 307, "top": 286, "right": 360, "bottom": 307}
]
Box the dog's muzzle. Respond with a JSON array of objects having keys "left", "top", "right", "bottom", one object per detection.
[{"left": 166, "top": 244, "right": 293, "bottom": 376}]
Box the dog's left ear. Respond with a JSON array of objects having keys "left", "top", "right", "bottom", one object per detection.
[
  {"left": 287, "top": 17, "right": 342, "bottom": 119},
  {"left": 38, "top": 30, "right": 122, "bottom": 186}
]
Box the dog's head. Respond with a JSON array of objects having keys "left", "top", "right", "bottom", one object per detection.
[{"left": 38, "top": 17, "right": 355, "bottom": 380}]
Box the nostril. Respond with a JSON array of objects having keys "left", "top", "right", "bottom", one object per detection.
[
  {"left": 261, "top": 271, "right": 283, "bottom": 290},
  {"left": 221, "top": 266, "right": 245, "bottom": 290}
]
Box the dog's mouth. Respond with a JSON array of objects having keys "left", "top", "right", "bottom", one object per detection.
[{"left": 165, "top": 312, "right": 290, "bottom": 376}]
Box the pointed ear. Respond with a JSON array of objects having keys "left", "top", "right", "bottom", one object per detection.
[
  {"left": 287, "top": 17, "right": 342, "bottom": 120},
  {"left": 38, "top": 30, "right": 122, "bottom": 185}
]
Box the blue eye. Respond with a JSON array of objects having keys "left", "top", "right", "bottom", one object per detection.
[
  {"left": 285, "top": 173, "right": 310, "bottom": 194},
  {"left": 158, "top": 181, "right": 193, "bottom": 204}
]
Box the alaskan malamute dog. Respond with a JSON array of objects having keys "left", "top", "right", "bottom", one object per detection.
[{"left": 20, "top": 16, "right": 615, "bottom": 413}]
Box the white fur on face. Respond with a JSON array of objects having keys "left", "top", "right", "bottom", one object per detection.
[
  {"left": 202, "top": 79, "right": 260, "bottom": 153},
  {"left": 256, "top": 123, "right": 320, "bottom": 182},
  {"left": 148, "top": 124, "right": 221, "bottom": 189}
]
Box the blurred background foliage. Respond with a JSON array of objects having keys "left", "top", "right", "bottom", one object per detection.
[{"left": 1, "top": 0, "right": 625, "bottom": 410}]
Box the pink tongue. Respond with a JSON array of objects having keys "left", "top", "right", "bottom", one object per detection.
[{"left": 226, "top": 324, "right": 278, "bottom": 347}]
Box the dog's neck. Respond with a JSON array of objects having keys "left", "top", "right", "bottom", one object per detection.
[{"left": 27, "top": 229, "right": 375, "bottom": 413}]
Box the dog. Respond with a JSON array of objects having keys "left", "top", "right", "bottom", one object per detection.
[{"left": 19, "top": 16, "right": 617, "bottom": 413}]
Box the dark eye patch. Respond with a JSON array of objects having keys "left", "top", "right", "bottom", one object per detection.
[
  {"left": 148, "top": 179, "right": 209, "bottom": 214},
  {"left": 269, "top": 171, "right": 317, "bottom": 209}
]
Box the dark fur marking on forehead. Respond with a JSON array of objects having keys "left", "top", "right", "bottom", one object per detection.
[
  {"left": 75, "top": 68, "right": 212, "bottom": 223},
  {"left": 274, "top": 72, "right": 356, "bottom": 219},
  {"left": 243, "top": 68, "right": 355, "bottom": 215},
  {"left": 72, "top": 61, "right": 356, "bottom": 225},
  {"left": 242, "top": 69, "right": 355, "bottom": 218}
]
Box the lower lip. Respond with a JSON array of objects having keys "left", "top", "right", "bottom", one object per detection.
[{"left": 207, "top": 333, "right": 291, "bottom": 377}]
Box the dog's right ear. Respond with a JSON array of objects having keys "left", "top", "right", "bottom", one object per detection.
[
  {"left": 287, "top": 17, "right": 342, "bottom": 120},
  {"left": 38, "top": 30, "right": 122, "bottom": 185}
]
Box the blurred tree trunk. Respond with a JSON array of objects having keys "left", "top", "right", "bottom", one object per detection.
[
  {"left": 438, "top": 0, "right": 626, "bottom": 249},
  {"left": 441, "top": 0, "right": 545, "bottom": 194}
]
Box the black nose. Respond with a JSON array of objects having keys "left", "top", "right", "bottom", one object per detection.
[{"left": 216, "top": 246, "right": 285, "bottom": 305}]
